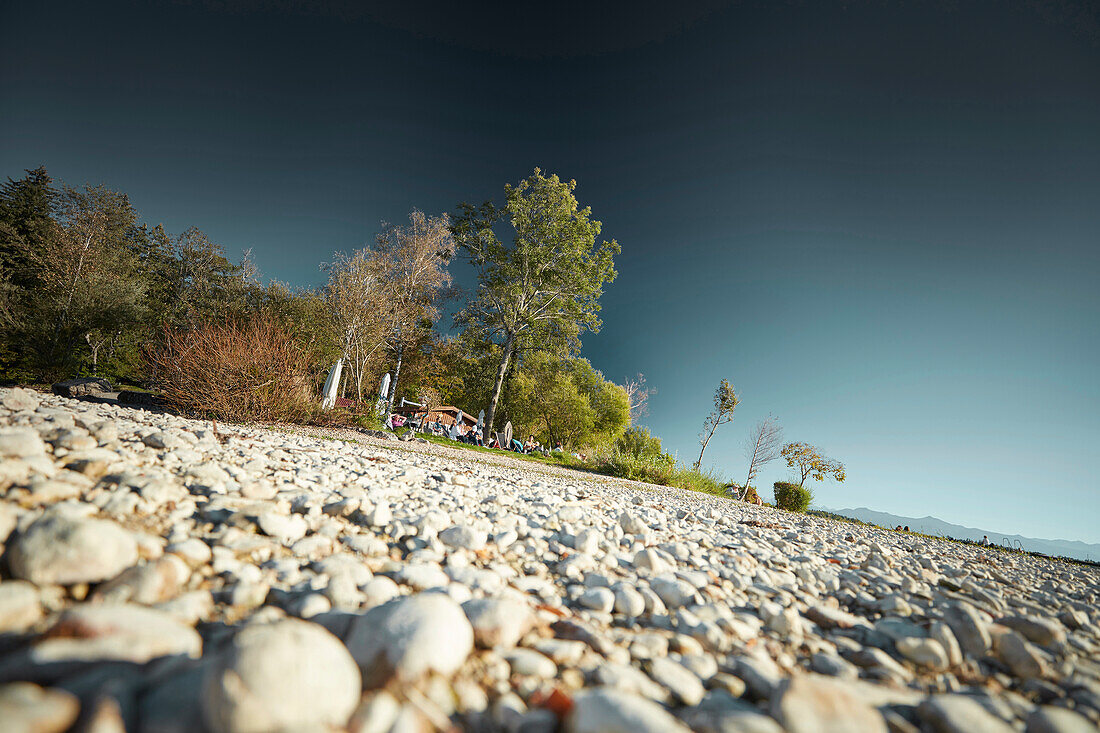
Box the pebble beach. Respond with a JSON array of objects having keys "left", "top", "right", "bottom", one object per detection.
[{"left": 0, "top": 386, "right": 1097, "bottom": 732}]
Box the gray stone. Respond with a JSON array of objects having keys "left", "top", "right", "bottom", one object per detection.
[
  {"left": 0, "top": 427, "right": 47, "bottom": 458},
  {"left": 943, "top": 602, "right": 991, "bottom": 658},
  {"left": 649, "top": 657, "right": 706, "bottom": 705},
  {"left": 0, "top": 682, "right": 80, "bottom": 733},
  {"left": 0, "top": 580, "right": 42, "bottom": 633},
  {"left": 994, "top": 630, "right": 1047, "bottom": 679},
  {"left": 52, "top": 377, "right": 112, "bottom": 398},
  {"left": 32, "top": 604, "right": 201, "bottom": 664},
  {"left": 1025, "top": 705, "right": 1096, "bottom": 733},
  {"left": 580, "top": 586, "right": 615, "bottom": 612},
  {"left": 896, "top": 637, "right": 950, "bottom": 671},
  {"left": 999, "top": 615, "right": 1066, "bottom": 647},
  {"left": 567, "top": 688, "right": 690, "bottom": 733},
  {"left": 1, "top": 387, "right": 40, "bottom": 412},
  {"left": 93, "top": 555, "right": 190, "bottom": 605},
  {"left": 344, "top": 593, "right": 474, "bottom": 687},
  {"left": 9, "top": 515, "right": 138, "bottom": 586},
  {"left": 462, "top": 597, "right": 535, "bottom": 648},
  {"left": 917, "top": 695, "right": 1015, "bottom": 733},
  {"left": 255, "top": 511, "right": 307, "bottom": 543},
  {"left": 771, "top": 674, "right": 887, "bottom": 733},
  {"left": 502, "top": 648, "right": 557, "bottom": 678},
  {"left": 439, "top": 524, "right": 487, "bottom": 551},
  {"left": 202, "top": 618, "right": 360, "bottom": 733}
]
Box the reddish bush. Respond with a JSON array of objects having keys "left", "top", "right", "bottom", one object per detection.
[{"left": 148, "top": 316, "right": 315, "bottom": 422}]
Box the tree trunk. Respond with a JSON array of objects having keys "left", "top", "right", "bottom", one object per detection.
[
  {"left": 484, "top": 333, "right": 515, "bottom": 436},
  {"left": 694, "top": 427, "right": 715, "bottom": 472},
  {"left": 386, "top": 345, "right": 404, "bottom": 414}
]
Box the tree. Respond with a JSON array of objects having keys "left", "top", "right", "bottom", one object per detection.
[
  {"left": 741, "top": 415, "right": 783, "bottom": 500},
  {"left": 321, "top": 250, "right": 386, "bottom": 401},
  {"left": 0, "top": 166, "right": 55, "bottom": 290},
  {"left": 512, "top": 353, "right": 595, "bottom": 449},
  {"left": 452, "top": 169, "right": 619, "bottom": 434},
  {"left": 781, "top": 442, "right": 846, "bottom": 487},
  {"left": 18, "top": 183, "right": 148, "bottom": 378},
  {"left": 694, "top": 379, "right": 740, "bottom": 471},
  {"left": 374, "top": 210, "right": 456, "bottom": 412},
  {"left": 623, "top": 372, "right": 655, "bottom": 423},
  {"left": 510, "top": 352, "right": 630, "bottom": 449}
]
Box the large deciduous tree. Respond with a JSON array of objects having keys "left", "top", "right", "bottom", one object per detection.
[
  {"left": 694, "top": 379, "right": 740, "bottom": 471},
  {"left": 452, "top": 169, "right": 619, "bottom": 434},
  {"left": 781, "top": 442, "right": 846, "bottom": 487}
]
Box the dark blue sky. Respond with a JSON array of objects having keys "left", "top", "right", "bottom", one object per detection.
[{"left": 3, "top": 1, "right": 1098, "bottom": 542}]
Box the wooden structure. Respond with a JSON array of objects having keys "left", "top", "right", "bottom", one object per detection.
[{"left": 394, "top": 404, "right": 478, "bottom": 430}]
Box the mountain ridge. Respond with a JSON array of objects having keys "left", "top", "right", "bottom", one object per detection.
[{"left": 825, "top": 506, "right": 1100, "bottom": 562}]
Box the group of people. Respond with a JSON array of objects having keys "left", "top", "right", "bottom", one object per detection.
[{"left": 386, "top": 410, "right": 576, "bottom": 458}]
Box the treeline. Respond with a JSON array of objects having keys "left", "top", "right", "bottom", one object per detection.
[{"left": 0, "top": 166, "right": 645, "bottom": 456}]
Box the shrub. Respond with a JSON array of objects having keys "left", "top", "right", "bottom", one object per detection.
[
  {"left": 617, "top": 426, "right": 665, "bottom": 461},
  {"left": 773, "top": 481, "right": 812, "bottom": 512},
  {"left": 147, "top": 315, "right": 315, "bottom": 422},
  {"left": 669, "top": 464, "right": 726, "bottom": 497}
]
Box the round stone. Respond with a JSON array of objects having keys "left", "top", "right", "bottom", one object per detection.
[
  {"left": 9, "top": 515, "right": 138, "bottom": 586},
  {"left": 344, "top": 593, "right": 474, "bottom": 687},
  {"left": 568, "top": 688, "right": 690, "bottom": 733},
  {"left": 202, "top": 618, "right": 361, "bottom": 733}
]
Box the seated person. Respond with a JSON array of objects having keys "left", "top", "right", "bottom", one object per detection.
[
  {"left": 523, "top": 437, "right": 536, "bottom": 453},
  {"left": 553, "top": 442, "right": 564, "bottom": 453},
  {"left": 487, "top": 435, "right": 500, "bottom": 449},
  {"left": 472, "top": 427, "right": 483, "bottom": 446}
]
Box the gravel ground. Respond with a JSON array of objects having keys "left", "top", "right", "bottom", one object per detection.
[{"left": 1, "top": 386, "right": 1098, "bottom": 733}]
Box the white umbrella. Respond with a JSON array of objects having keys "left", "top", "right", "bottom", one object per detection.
[
  {"left": 376, "top": 372, "right": 392, "bottom": 416},
  {"left": 321, "top": 358, "right": 343, "bottom": 410}
]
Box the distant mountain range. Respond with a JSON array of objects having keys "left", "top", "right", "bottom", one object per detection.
[{"left": 826, "top": 507, "right": 1100, "bottom": 562}]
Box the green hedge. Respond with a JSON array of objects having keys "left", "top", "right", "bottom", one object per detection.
[{"left": 773, "top": 481, "right": 812, "bottom": 512}]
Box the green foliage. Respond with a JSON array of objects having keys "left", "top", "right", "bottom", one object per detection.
[
  {"left": 773, "top": 481, "right": 813, "bottom": 512},
  {"left": 451, "top": 168, "right": 620, "bottom": 433},
  {"left": 695, "top": 378, "right": 740, "bottom": 470},
  {"left": 781, "top": 442, "right": 846, "bottom": 487},
  {"left": 508, "top": 351, "right": 629, "bottom": 450},
  {"left": 669, "top": 464, "right": 726, "bottom": 497}
]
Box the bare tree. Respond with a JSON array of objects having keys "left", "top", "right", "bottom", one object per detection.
[
  {"left": 375, "top": 210, "right": 456, "bottom": 412},
  {"left": 321, "top": 250, "right": 386, "bottom": 401},
  {"left": 622, "top": 372, "right": 655, "bottom": 423},
  {"left": 741, "top": 414, "right": 783, "bottom": 499},
  {"left": 694, "top": 379, "right": 740, "bottom": 471}
]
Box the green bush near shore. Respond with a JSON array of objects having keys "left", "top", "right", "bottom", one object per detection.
[{"left": 774, "top": 480, "right": 813, "bottom": 512}]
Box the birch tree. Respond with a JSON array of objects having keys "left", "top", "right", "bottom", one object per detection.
[
  {"left": 374, "top": 210, "right": 456, "bottom": 412},
  {"left": 321, "top": 250, "right": 385, "bottom": 401},
  {"left": 452, "top": 169, "right": 619, "bottom": 434}
]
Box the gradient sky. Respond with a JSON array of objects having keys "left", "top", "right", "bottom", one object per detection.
[{"left": 3, "top": 1, "right": 1098, "bottom": 543}]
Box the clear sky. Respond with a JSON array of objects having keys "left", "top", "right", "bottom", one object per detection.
[{"left": 2, "top": 1, "right": 1098, "bottom": 543}]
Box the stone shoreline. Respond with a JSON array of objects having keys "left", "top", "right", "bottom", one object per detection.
[{"left": 0, "top": 386, "right": 1098, "bottom": 732}]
